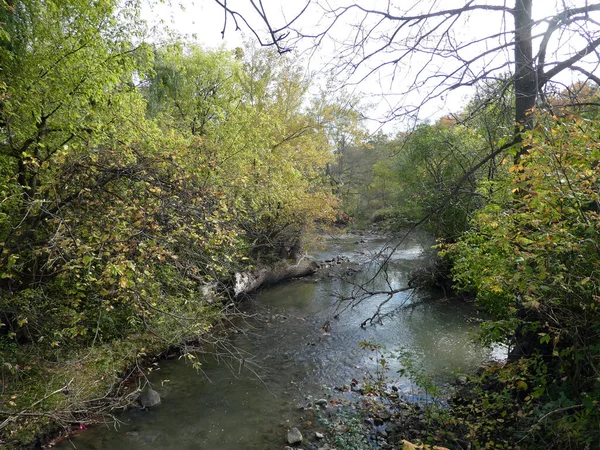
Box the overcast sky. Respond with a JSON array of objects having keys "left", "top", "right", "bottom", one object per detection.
[{"left": 141, "top": 1, "right": 600, "bottom": 133}]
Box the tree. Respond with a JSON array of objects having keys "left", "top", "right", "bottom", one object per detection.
[
  {"left": 145, "top": 42, "right": 339, "bottom": 260},
  {"left": 214, "top": 1, "right": 600, "bottom": 132},
  {"left": 145, "top": 44, "right": 243, "bottom": 135},
  {"left": 380, "top": 121, "right": 489, "bottom": 238},
  {"left": 0, "top": 1, "right": 339, "bottom": 350},
  {"left": 440, "top": 111, "right": 600, "bottom": 447},
  {"left": 0, "top": 0, "right": 237, "bottom": 347}
]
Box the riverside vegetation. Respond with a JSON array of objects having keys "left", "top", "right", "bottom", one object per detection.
[
  {"left": 332, "top": 84, "right": 600, "bottom": 448},
  {"left": 0, "top": 0, "right": 362, "bottom": 446},
  {"left": 2, "top": 1, "right": 600, "bottom": 449}
]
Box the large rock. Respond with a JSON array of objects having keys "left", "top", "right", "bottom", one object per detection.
[
  {"left": 287, "top": 427, "right": 303, "bottom": 445},
  {"left": 200, "top": 282, "right": 218, "bottom": 303},
  {"left": 139, "top": 387, "right": 161, "bottom": 408}
]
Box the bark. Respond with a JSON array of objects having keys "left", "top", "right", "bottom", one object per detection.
[
  {"left": 514, "top": 0, "right": 536, "bottom": 133},
  {"left": 233, "top": 259, "right": 318, "bottom": 297}
]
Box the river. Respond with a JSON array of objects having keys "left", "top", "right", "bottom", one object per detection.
[{"left": 55, "top": 231, "right": 500, "bottom": 450}]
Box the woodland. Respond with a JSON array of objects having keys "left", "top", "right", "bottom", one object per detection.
[{"left": 1, "top": 0, "right": 600, "bottom": 448}]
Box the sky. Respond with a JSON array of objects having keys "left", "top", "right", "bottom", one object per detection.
[
  {"left": 141, "top": 1, "right": 600, "bottom": 133},
  {"left": 141, "top": 0, "right": 244, "bottom": 48}
]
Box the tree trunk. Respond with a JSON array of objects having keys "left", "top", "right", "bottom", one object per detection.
[
  {"left": 510, "top": 1, "right": 541, "bottom": 360},
  {"left": 514, "top": 0, "right": 536, "bottom": 135},
  {"left": 233, "top": 259, "right": 318, "bottom": 297}
]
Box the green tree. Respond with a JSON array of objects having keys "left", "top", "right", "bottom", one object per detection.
[
  {"left": 441, "top": 112, "right": 600, "bottom": 447},
  {"left": 361, "top": 119, "right": 494, "bottom": 237},
  {"left": 145, "top": 44, "right": 242, "bottom": 136},
  {"left": 146, "top": 42, "right": 339, "bottom": 260},
  {"left": 0, "top": 0, "right": 168, "bottom": 344}
]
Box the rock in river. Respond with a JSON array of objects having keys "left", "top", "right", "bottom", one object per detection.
[
  {"left": 315, "top": 398, "right": 328, "bottom": 407},
  {"left": 139, "top": 386, "right": 161, "bottom": 408},
  {"left": 456, "top": 374, "right": 468, "bottom": 385},
  {"left": 287, "top": 427, "right": 303, "bottom": 445}
]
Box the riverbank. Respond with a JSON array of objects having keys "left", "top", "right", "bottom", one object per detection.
[
  {"left": 42, "top": 231, "right": 499, "bottom": 450},
  {"left": 289, "top": 362, "right": 501, "bottom": 450},
  {"left": 0, "top": 255, "right": 322, "bottom": 450}
]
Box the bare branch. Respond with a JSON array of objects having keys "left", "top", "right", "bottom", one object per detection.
[
  {"left": 570, "top": 64, "right": 600, "bottom": 84},
  {"left": 0, "top": 379, "right": 74, "bottom": 431},
  {"left": 213, "top": 1, "right": 600, "bottom": 128},
  {"left": 541, "top": 35, "right": 600, "bottom": 83}
]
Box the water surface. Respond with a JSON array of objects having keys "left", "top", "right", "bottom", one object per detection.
[{"left": 56, "top": 232, "right": 497, "bottom": 449}]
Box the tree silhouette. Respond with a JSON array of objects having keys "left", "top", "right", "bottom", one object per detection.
[{"left": 214, "top": 0, "right": 600, "bottom": 129}]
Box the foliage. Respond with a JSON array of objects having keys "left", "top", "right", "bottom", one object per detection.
[
  {"left": 319, "top": 408, "right": 370, "bottom": 450},
  {"left": 327, "top": 132, "right": 390, "bottom": 224},
  {"left": 358, "top": 338, "right": 390, "bottom": 393},
  {"left": 340, "top": 116, "right": 502, "bottom": 238},
  {"left": 145, "top": 43, "right": 339, "bottom": 261},
  {"left": 387, "top": 122, "right": 492, "bottom": 238},
  {"left": 0, "top": 0, "right": 345, "bottom": 443},
  {"left": 439, "top": 112, "right": 600, "bottom": 448},
  {"left": 333, "top": 78, "right": 516, "bottom": 236},
  {"left": 0, "top": 0, "right": 340, "bottom": 348},
  {"left": 0, "top": 0, "right": 232, "bottom": 351}
]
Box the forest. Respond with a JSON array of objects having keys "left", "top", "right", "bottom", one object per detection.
[{"left": 1, "top": 0, "right": 600, "bottom": 448}]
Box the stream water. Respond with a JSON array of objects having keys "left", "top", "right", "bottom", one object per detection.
[{"left": 55, "top": 232, "right": 501, "bottom": 450}]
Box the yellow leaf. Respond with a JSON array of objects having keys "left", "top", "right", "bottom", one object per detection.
[{"left": 517, "top": 380, "right": 528, "bottom": 390}]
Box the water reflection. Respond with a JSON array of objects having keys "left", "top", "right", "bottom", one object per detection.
[{"left": 56, "top": 232, "right": 496, "bottom": 450}]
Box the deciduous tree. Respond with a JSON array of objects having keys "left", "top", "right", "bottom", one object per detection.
[{"left": 214, "top": 1, "right": 600, "bottom": 131}]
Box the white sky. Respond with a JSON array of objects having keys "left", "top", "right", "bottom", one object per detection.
[{"left": 141, "top": 1, "right": 600, "bottom": 133}]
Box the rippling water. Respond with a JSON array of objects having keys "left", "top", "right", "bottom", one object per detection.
[{"left": 55, "top": 232, "right": 499, "bottom": 450}]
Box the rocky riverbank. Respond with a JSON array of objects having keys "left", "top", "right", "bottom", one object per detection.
[
  {"left": 278, "top": 355, "right": 507, "bottom": 450},
  {"left": 278, "top": 382, "right": 446, "bottom": 450}
]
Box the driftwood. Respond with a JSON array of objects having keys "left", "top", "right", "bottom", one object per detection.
[{"left": 234, "top": 259, "right": 318, "bottom": 297}]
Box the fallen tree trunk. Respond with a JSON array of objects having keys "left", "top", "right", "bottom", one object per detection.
[{"left": 234, "top": 259, "right": 318, "bottom": 297}]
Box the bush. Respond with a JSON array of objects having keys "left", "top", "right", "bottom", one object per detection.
[{"left": 440, "top": 112, "right": 600, "bottom": 448}]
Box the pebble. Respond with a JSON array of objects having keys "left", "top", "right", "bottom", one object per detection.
[
  {"left": 315, "top": 398, "right": 328, "bottom": 407},
  {"left": 287, "top": 427, "right": 303, "bottom": 445},
  {"left": 351, "top": 383, "right": 363, "bottom": 393}
]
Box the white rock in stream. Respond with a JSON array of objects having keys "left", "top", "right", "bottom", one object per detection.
[
  {"left": 315, "top": 398, "right": 328, "bottom": 407},
  {"left": 287, "top": 427, "right": 303, "bottom": 445}
]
